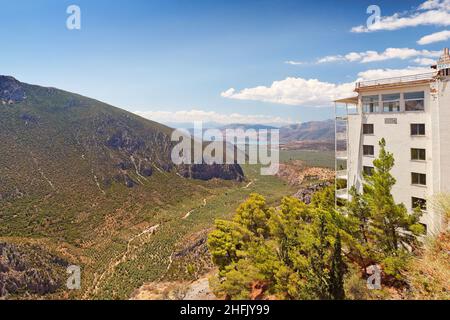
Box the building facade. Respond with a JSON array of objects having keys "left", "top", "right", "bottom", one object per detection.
[{"left": 335, "top": 48, "right": 450, "bottom": 235}]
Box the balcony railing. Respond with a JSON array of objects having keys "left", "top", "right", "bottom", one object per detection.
[
  {"left": 336, "top": 188, "right": 349, "bottom": 200},
  {"left": 336, "top": 170, "right": 348, "bottom": 179},
  {"left": 336, "top": 151, "right": 348, "bottom": 159},
  {"left": 336, "top": 132, "right": 347, "bottom": 140},
  {"left": 356, "top": 72, "right": 436, "bottom": 89}
]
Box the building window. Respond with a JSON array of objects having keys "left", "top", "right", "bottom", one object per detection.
[
  {"left": 405, "top": 91, "right": 425, "bottom": 111},
  {"left": 412, "top": 197, "right": 427, "bottom": 211},
  {"left": 412, "top": 172, "right": 426, "bottom": 185},
  {"left": 382, "top": 93, "right": 400, "bottom": 112},
  {"left": 363, "top": 166, "right": 374, "bottom": 176},
  {"left": 411, "top": 148, "right": 426, "bottom": 161},
  {"left": 362, "top": 95, "right": 379, "bottom": 113},
  {"left": 363, "top": 145, "right": 374, "bottom": 156},
  {"left": 411, "top": 123, "right": 425, "bottom": 136},
  {"left": 363, "top": 124, "right": 374, "bottom": 134},
  {"left": 420, "top": 223, "right": 428, "bottom": 235}
]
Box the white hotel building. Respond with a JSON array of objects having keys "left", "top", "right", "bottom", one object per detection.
[{"left": 335, "top": 48, "right": 450, "bottom": 235}]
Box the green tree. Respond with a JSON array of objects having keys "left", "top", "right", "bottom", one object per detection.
[
  {"left": 329, "top": 232, "right": 346, "bottom": 300},
  {"left": 208, "top": 219, "right": 248, "bottom": 276},
  {"left": 363, "top": 139, "right": 425, "bottom": 256},
  {"left": 208, "top": 190, "right": 352, "bottom": 300},
  {"left": 345, "top": 186, "right": 374, "bottom": 268},
  {"left": 233, "top": 193, "right": 271, "bottom": 239}
]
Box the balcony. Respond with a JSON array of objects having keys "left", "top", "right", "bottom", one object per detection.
[
  {"left": 336, "top": 188, "right": 349, "bottom": 200},
  {"left": 356, "top": 72, "right": 435, "bottom": 89},
  {"left": 336, "top": 132, "right": 347, "bottom": 140},
  {"left": 336, "top": 151, "right": 348, "bottom": 160},
  {"left": 336, "top": 170, "right": 348, "bottom": 180}
]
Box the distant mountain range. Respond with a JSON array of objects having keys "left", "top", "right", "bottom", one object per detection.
[
  {"left": 218, "top": 123, "right": 279, "bottom": 131},
  {"left": 279, "top": 120, "right": 335, "bottom": 151},
  {"left": 171, "top": 120, "right": 334, "bottom": 150},
  {"left": 279, "top": 120, "right": 334, "bottom": 143}
]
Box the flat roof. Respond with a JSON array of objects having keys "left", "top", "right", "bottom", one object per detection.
[
  {"left": 355, "top": 72, "right": 436, "bottom": 92},
  {"left": 334, "top": 96, "right": 358, "bottom": 104}
]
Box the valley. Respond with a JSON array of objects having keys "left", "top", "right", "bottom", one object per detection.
[
  {"left": 85, "top": 164, "right": 295, "bottom": 299},
  {"left": 0, "top": 76, "right": 335, "bottom": 300}
]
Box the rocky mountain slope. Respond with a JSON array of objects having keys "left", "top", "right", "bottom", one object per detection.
[
  {"left": 0, "top": 75, "right": 244, "bottom": 298},
  {"left": 0, "top": 75, "right": 243, "bottom": 202},
  {"left": 0, "top": 242, "right": 68, "bottom": 298}
]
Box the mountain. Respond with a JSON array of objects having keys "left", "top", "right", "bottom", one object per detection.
[
  {"left": 278, "top": 120, "right": 335, "bottom": 151},
  {"left": 0, "top": 76, "right": 243, "bottom": 200},
  {"left": 280, "top": 120, "right": 334, "bottom": 143},
  {"left": 218, "top": 123, "right": 279, "bottom": 131},
  {"left": 0, "top": 76, "right": 244, "bottom": 297}
]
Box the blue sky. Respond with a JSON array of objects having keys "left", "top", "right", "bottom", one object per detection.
[{"left": 1, "top": 0, "right": 449, "bottom": 126}]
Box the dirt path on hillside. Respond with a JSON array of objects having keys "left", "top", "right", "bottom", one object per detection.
[
  {"left": 86, "top": 176, "right": 261, "bottom": 299},
  {"left": 85, "top": 196, "right": 211, "bottom": 298},
  {"left": 84, "top": 224, "right": 160, "bottom": 298},
  {"left": 242, "top": 179, "right": 256, "bottom": 189},
  {"left": 182, "top": 198, "right": 207, "bottom": 219}
]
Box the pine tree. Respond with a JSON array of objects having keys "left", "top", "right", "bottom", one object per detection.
[
  {"left": 363, "top": 138, "right": 425, "bottom": 255},
  {"left": 348, "top": 186, "right": 370, "bottom": 245},
  {"left": 329, "top": 232, "right": 346, "bottom": 300}
]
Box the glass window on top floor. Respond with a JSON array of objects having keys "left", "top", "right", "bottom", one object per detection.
[
  {"left": 382, "top": 93, "right": 400, "bottom": 112},
  {"left": 362, "top": 95, "right": 379, "bottom": 113},
  {"left": 405, "top": 91, "right": 425, "bottom": 112}
]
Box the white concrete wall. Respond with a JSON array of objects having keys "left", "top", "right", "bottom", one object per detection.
[
  {"left": 432, "top": 77, "right": 450, "bottom": 232},
  {"left": 347, "top": 83, "right": 445, "bottom": 235}
]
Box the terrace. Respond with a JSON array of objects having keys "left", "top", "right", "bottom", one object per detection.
[{"left": 355, "top": 72, "right": 436, "bottom": 91}]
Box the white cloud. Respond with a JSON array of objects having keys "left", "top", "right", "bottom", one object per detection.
[
  {"left": 356, "top": 66, "right": 432, "bottom": 81},
  {"left": 316, "top": 48, "right": 441, "bottom": 64},
  {"left": 284, "top": 60, "right": 305, "bottom": 65},
  {"left": 419, "top": 0, "right": 450, "bottom": 10},
  {"left": 221, "top": 78, "right": 355, "bottom": 107},
  {"left": 317, "top": 55, "right": 346, "bottom": 63},
  {"left": 221, "top": 66, "right": 435, "bottom": 108},
  {"left": 417, "top": 29, "right": 450, "bottom": 44},
  {"left": 134, "top": 109, "right": 294, "bottom": 125},
  {"left": 413, "top": 57, "right": 437, "bottom": 65},
  {"left": 351, "top": 0, "right": 450, "bottom": 33}
]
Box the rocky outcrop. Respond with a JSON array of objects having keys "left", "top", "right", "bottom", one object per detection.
[
  {"left": 293, "top": 182, "right": 332, "bottom": 204},
  {"left": 0, "top": 243, "right": 69, "bottom": 298},
  {"left": 178, "top": 163, "right": 244, "bottom": 182},
  {"left": 105, "top": 127, "right": 244, "bottom": 186},
  {"left": 0, "top": 76, "right": 26, "bottom": 104},
  {"left": 277, "top": 161, "right": 334, "bottom": 186}
]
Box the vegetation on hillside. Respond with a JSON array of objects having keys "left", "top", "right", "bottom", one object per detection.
[
  {"left": 207, "top": 139, "right": 440, "bottom": 300},
  {"left": 403, "top": 195, "right": 450, "bottom": 299},
  {"left": 0, "top": 76, "right": 250, "bottom": 299}
]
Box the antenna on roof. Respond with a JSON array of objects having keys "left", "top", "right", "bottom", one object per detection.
[{"left": 436, "top": 48, "right": 450, "bottom": 76}]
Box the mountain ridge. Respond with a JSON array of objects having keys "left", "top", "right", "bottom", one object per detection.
[{"left": 0, "top": 75, "right": 243, "bottom": 201}]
